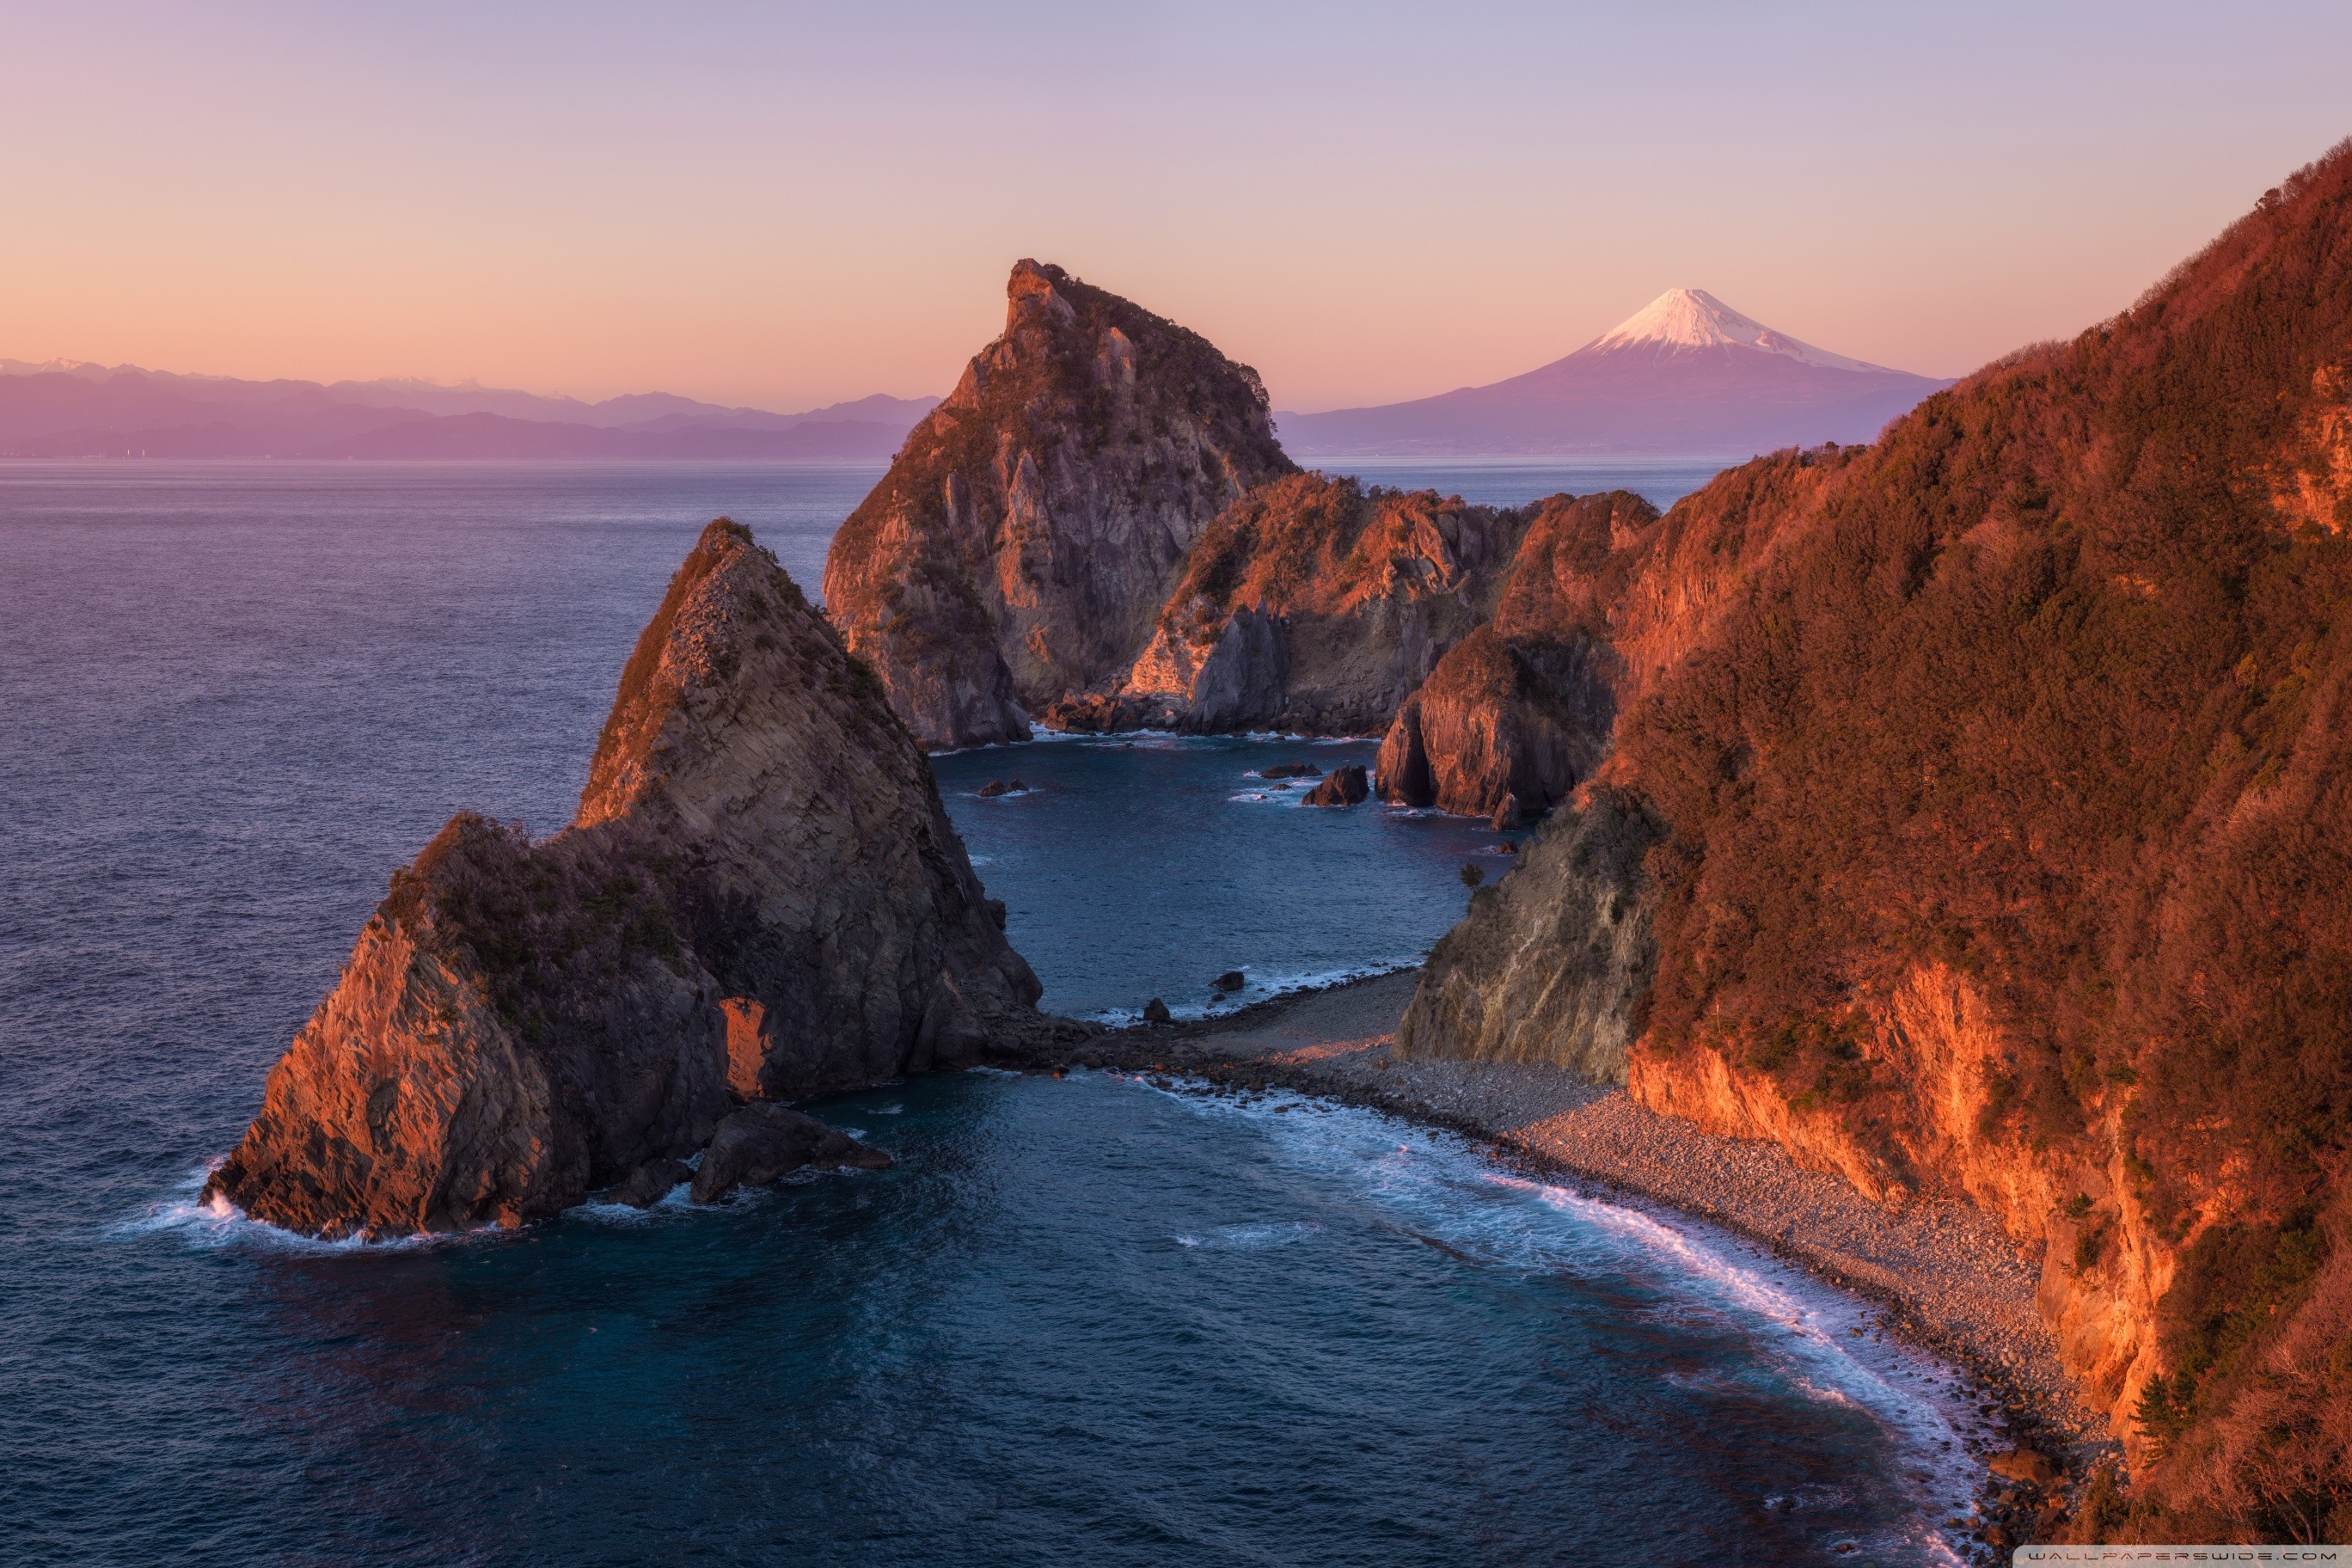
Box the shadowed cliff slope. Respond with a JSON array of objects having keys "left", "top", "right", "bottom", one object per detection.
[
  {"left": 1404, "top": 141, "right": 2352, "bottom": 1538},
  {"left": 205, "top": 520, "right": 1043, "bottom": 1237},
  {"left": 821, "top": 260, "right": 1295, "bottom": 749}
]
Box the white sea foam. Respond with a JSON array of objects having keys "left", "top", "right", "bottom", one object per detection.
[
  {"left": 1137, "top": 1081, "right": 1987, "bottom": 1564},
  {"left": 113, "top": 1161, "right": 452, "bottom": 1253},
  {"left": 1087, "top": 954, "right": 1425, "bottom": 1026}
]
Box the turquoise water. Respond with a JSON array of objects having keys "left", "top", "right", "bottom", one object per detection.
[{"left": 0, "top": 457, "right": 1987, "bottom": 1565}]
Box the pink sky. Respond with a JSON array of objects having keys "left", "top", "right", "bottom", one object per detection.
[{"left": 4, "top": 2, "right": 2348, "bottom": 413}]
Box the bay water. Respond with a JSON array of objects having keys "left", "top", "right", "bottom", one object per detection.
[{"left": 0, "top": 458, "right": 1985, "bottom": 1565}]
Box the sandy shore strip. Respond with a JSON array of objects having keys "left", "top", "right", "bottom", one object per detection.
[{"left": 1016, "top": 969, "right": 2113, "bottom": 1530}]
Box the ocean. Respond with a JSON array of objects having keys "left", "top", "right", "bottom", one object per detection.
[{"left": 0, "top": 457, "right": 1983, "bottom": 1565}]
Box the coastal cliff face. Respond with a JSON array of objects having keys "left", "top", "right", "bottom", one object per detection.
[
  {"left": 821, "top": 260, "right": 1295, "bottom": 750},
  {"left": 1056, "top": 473, "right": 1528, "bottom": 734},
  {"left": 205, "top": 520, "right": 1042, "bottom": 1237},
  {"left": 1371, "top": 471, "right": 1853, "bottom": 820},
  {"left": 1374, "top": 492, "right": 1652, "bottom": 817},
  {"left": 1403, "top": 144, "right": 2352, "bottom": 1537},
  {"left": 1394, "top": 787, "right": 1660, "bottom": 1078}
]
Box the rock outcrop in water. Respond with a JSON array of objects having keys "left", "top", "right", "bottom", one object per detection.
[
  {"left": 821, "top": 260, "right": 1295, "bottom": 750},
  {"left": 1302, "top": 763, "right": 1369, "bottom": 806},
  {"left": 1063, "top": 474, "right": 1531, "bottom": 735},
  {"left": 1400, "top": 144, "right": 2352, "bottom": 1539},
  {"left": 205, "top": 519, "right": 1044, "bottom": 1238}
]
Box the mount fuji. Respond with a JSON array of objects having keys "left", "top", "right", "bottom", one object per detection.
[{"left": 1276, "top": 288, "right": 1951, "bottom": 456}]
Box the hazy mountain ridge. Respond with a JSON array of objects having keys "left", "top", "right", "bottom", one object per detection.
[
  {"left": 1276, "top": 288, "right": 1951, "bottom": 456},
  {"left": 0, "top": 358, "right": 939, "bottom": 458}
]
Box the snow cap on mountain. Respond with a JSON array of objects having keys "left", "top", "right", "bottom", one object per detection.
[{"left": 1584, "top": 288, "right": 1892, "bottom": 374}]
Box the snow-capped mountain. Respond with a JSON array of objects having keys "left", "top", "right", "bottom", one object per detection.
[{"left": 1277, "top": 289, "right": 1950, "bottom": 456}]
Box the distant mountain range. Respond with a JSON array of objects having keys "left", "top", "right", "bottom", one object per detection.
[
  {"left": 4, "top": 291, "right": 1945, "bottom": 462},
  {"left": 1275, "top": 289, "right": 1951, "bottom": 456},
  {"left": 0, "top": 358, "right": 939, "bottom": 458}
]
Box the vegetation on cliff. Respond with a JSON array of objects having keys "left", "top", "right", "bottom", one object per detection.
[{"left": 1406, "top": 142, "right": 2352, "bottom": 1539}]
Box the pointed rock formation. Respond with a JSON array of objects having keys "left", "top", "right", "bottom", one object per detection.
[
  {"left": 1302, "top": 763, "right": 1369, "bottom": 806},
  {"left": 822, "top": 260, "right": 1295, "bottom": 750},
  {"left": 205, "top": 519, "right": 1044, "bottom": 1238}
]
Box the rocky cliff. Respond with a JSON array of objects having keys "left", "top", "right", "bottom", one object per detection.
[
  {"left": 205, "top": 519, "right": 1044, "bottom": 1238},
  {"left": 1049, "top": 473, "right": 1529, "bottom": 734},
  {"left": 821, "top": 260, "right": 1295, "bottom": 750},
  {"left": 1369, "top": 469, "right": 1858, "bottom": 820},
  {"left": 1401, "top": 142, "right": 2352, "bottom": 1539},
  {"left": 1395, "top": 787, "right": 1660, "bottom": 1077}
]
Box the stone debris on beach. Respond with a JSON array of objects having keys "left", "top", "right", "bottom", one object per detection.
[{"left": 1023, "top": 969, "right": 2108, "bottom": 1464}]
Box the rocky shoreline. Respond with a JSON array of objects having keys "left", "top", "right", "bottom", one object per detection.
[{"left": 995, "top": 967, "right": 2118, "bottom": 1554}]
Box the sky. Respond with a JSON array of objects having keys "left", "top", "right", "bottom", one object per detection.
[{"left": 3, "top": 1, "right": 2349, "bottom": 414}]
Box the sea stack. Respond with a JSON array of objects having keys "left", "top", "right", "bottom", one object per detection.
[
  {"left": 205, "top": 519, "right": 1044, "bottom": 1238},
  {"left": 822, "top": 260, "right": 1295, "bottom": 750}
]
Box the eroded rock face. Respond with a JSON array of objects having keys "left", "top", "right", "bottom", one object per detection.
[
  {"left": 1373, "top": 492, "right": 1657, "bottom": 818},
  {"left": 1109, "top": 474, "right": 1530, "bottom": 735},
  {"left": 822, "top": 260, "right": 1295, "bottom": 750},
  {"left": 205, "top": 519, "right": 1040, "bottom": 1238},
  {"left": 1396, "top": 788, "right": 1661, "bottom": 1080},
  {"left": 1374, "top": 624, "right": 1613, "bottom": 818}
]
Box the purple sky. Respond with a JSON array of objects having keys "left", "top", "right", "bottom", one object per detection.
[{"left": 5, "top": 0, "right": 2348, "bottom": 412}]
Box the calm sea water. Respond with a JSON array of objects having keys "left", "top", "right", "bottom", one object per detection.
[{"left": 0, "top": 458, "right": 1985, "bottom": 1565}]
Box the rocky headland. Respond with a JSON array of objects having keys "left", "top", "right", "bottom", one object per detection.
[
  {"left": 1384, "top": 146, "right": 2352, "bottom": 1542},
  {"left": 820, "top": 260, "right": 1659, "bottom": 762},
  {"left": 1063, "top": 472, "right": 1531, "bottom": 735},
  {"left": 205, "top": 519, "right": 1059, "bottom": 1238},
  {"left": 820, "top": 260, "right": 1296, "bottom": 750}
]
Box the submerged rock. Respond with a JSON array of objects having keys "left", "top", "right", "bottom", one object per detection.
[
  {"left": 204, "top": 519, "right": 1040, "bottom": 1239},
  {"left": 610, "top": 1158, "right": 692, "bottom": 1210},
  {"left": 1142, "top": 998, "right": 1173, "bottom": 1025},
  {"left": 690, "top": 1102, "right": 889, "bottom": 1204},
  {"left": 1303, "top": 764, "right": 1369, "bottom": 806},
  {"left": 1214, "top": 970, "right": 1246, "bottom": 991}
]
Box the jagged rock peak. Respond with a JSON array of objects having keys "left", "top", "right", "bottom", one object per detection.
[
  {"left": 822, "top": 260, "right": 1297, "bottom": 750},
  {"left": 204, "top": 518, "right": 1042, "bottom": 1239}
]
